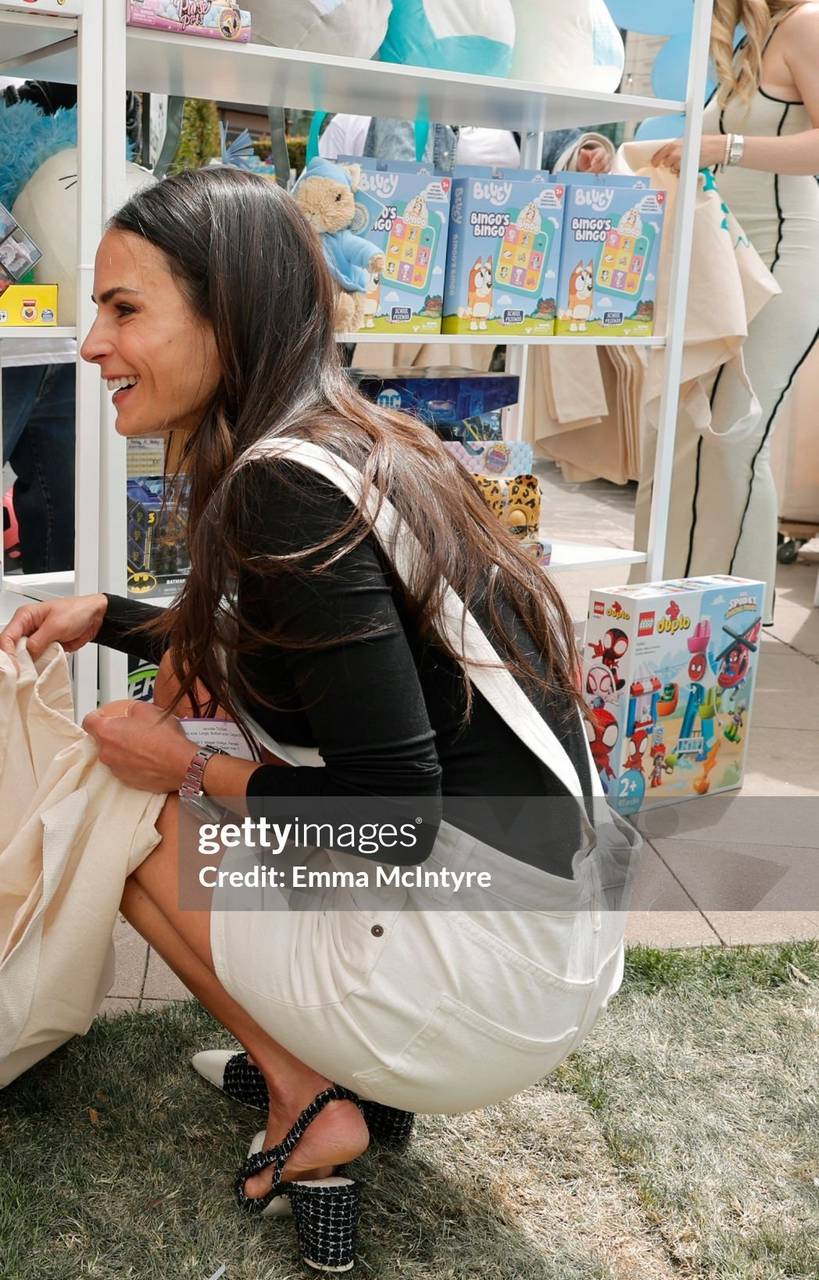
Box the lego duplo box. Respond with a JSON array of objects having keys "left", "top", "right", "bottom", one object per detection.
[
  {"left": 442, "top": 167, "right": 565, "bottom": 337},
  {"left": 555, "top": 174, "right": 665, "bottom": 337},
  {"left": 338, "top": 158, "right": 452, "bottom": 335},
  {"left": 126, "top": 1, "right": 251, "bottom": 42},
  {"left": 582, "top": 575, "right": 765, "bottom": 815},
  {"left": 0, "top": 285, "right": 58, "bottom": 327}
]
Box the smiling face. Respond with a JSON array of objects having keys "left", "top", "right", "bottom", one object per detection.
[{"left": 80, "top": 229, "right": 221, "bottom": 438}]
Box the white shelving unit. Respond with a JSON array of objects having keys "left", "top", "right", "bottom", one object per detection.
[
  {"left": 1, "top": 0, "right": 716, "bottom": 712},
  {"left": 339, "top": 333, "right": 668, "bottom": 348},
  {"left": 0, "top": 0, "right": 104, "bottom": 718}
]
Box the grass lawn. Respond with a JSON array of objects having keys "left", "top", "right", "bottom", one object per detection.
[{"left": 1, "top": 941, "right": 817, "bottom": 1280}]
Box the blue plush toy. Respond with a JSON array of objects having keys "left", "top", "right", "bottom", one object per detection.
[
  {"left": 292, "top": 157, "right": 385, "bottom": 332},
  {"left": 378, "top": 0, "right": 516, "bottom": 77}
]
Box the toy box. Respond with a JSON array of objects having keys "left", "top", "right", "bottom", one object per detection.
[
  {"left": 443, "top": 438, "right": 533, "bottom": 477},
  {"left": 354, "top": 368, "right": 518, "bottom": 424},
  {"left": 555, "top": 174, "right": 665, "bottom": 337},
  {"left": 0, "top": 285, "right": 58, "bottom": 327},
  {"left": 337, "top": 157, "right": 452, "bottom": 334},
  {"left": 127, "top": 1, "right": 251, "bottom": 42},
  {"left": 582, "top": 575, "right": 765, "bottom": 814},
  {"left": 442, "top": 167, "right": 565, "bottom": 337},
  {"left": 127, "top": 475, "right": 190, "bottom": 600},
  {"left": 1, "top": 198, "right": 43, "bottom": 299}
]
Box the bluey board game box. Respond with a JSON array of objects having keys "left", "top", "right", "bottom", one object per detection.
[
  {"left": 338, "top": 157, "right": 452, "bottom": 334},
  {"left": 555, "top": 173, "right": 666, "bottom": 337},
  {"left": 442, "top": 167, "right": 565, "bottom": 337},
  {"left": 582, "top": 575, "right": 765, "bottom": 814}
]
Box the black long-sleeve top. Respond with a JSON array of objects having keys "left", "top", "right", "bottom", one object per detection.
[{"left": 98, "top": 466, "right": 591, "bottom": 874}]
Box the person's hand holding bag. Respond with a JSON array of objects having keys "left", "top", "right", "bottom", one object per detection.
[
  {"left": 82, "top": 700, "right": 197, "bottom": 793},
  {"left": 0, "top": 593, "right": 109, "bottom": 660}
]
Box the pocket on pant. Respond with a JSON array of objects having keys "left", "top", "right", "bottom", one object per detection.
[
  {"left": 326, "top": 905, "right": 406, "bottom": 1000},
  {"left": 352, "top": 991, "right": 580, "bottom": 1114}
]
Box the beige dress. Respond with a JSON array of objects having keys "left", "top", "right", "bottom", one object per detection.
[{"left": 679, "top": 27, "right": 819, "bottom": 603}]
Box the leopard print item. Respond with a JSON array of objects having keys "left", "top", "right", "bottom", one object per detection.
[{"left": 473, "top": 473, "right": 541, "bottom": 539}]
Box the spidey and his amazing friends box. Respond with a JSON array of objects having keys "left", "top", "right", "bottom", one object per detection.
[{"left": 582, "top": 576, "right": 765, "bottom": 814}]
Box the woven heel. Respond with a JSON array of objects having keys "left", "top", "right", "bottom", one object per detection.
[
  {"left": 360, "top": 1101, "right": 415, "bottom": 1148},
  {"left": 289, "top": 1177, "right": 359, "bottom": 1272},
  {"left": 194, "top": 1050, "right": 416, "bottom": 1149},
  {"left": 235, "top": 1084, "right": 363, "bottom": 1270}
]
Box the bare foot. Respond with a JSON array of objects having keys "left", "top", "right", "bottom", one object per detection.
[{"left": 242, "top": 1082, "right": 369, "bottom": 1200}]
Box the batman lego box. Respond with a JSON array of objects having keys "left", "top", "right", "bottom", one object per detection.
[
  {"left": 582, "top": 575, "right": 765, "bottom": 814},
  {"left": 127, "top": 475, "right": 189, "bottom": 600}
]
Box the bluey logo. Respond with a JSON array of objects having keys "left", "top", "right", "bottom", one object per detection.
[
  {"left": 359, "top": 171, "right": 399, "bottom": 199},
  {"left": 473, "top": 180, "right": 513, "bottom": 207},
  {"left": 575, "top": 186, "right": 615, "bottom": 213}
]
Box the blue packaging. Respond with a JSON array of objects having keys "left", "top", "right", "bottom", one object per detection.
[{"left": 442, "top": 167, "right": 565, "bottom": 336}]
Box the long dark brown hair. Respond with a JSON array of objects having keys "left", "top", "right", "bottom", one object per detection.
[{"left": 111, "top": 167, "right": 583, "bottom": 726}]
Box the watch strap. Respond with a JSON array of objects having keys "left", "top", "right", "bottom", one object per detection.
[{"left": 179, "top": 744, "right": 225, "bottom": 801}]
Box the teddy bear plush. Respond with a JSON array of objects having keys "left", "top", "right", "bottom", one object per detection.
[{"left": 292, "top": 157, "right": 385, "bottom": 332}]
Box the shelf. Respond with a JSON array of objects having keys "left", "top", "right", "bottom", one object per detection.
[
  {"left": 0, "top": 5, "right": 77, "bottom": 72},
  {"left": 0, "top": 327, "right": 77, "bottom": 341},
  {"left": 340, "top": 333, "right": 666, "bottom": 347},
  {"left": 546, "top": 544, "right": 647, "bottom": 573},
  {"left": 2, "top": 571, "right": 75, "bottom": 602},
  {"left": 1, "top": 23, "right": 686, "bottom": 132}
]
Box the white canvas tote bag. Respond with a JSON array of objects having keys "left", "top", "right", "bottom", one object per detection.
[{"left": 0, "top": 643, "right": 164, "bottom": 1087}]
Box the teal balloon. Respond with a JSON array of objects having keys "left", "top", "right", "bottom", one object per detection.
[
  {"left": 653, "top": 34, "right": 690, "bottom": 100},
  {"left": 604, "top": 0, "right": 692, "bottom": 36},
  {"left": 635, "top": 115, "right": 685, "bottom": 140}
]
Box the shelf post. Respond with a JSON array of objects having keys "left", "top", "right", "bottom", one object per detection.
[
  {"left": 97, "top": 0, "right": 130, "bottom": 706},
  {"left": 645, "top": 0, "right": 715, "bottom": 580},
  {"left": 503, "top": 131, "right": 543, "bottom": 443},
  {"left": 73, "top": 0, "right": 106, "bottom": 720}
]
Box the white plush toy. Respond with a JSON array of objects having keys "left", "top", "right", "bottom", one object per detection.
[
  {"left": 510, "top": 0, "right": 624, "bottom": 93},
  {"left": 13, "top": 149, "right": 152, "bottom": 326},
  {"left": 252, "top": 0, "right": 391, "bottom": 58}
]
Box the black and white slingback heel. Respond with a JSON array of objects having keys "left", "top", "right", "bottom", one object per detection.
[
  {"left": 192, "top": 1049, "right": 415, "bottom": 1147},
  {"left": 235, "top": 1083, "right": 361, "bottom": 1273}
]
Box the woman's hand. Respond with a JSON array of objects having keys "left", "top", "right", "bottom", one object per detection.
[
  {"left": 651, "top": 135, "right": 728, "bottom": 174},
  {"left": 0, "top": 593, "right": 109, "bottom": 661},
  {"left": 83, "top": 699, "right": 196, "bottom": 793},
  {"left": 576, "top": 144, "right": 613, "bottom": 174}
]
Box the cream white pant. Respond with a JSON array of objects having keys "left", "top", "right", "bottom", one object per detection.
[{"left": 211, "top": 820, "right": 627, "bottom": 1114}]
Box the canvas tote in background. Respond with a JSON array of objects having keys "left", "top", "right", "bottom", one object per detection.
[{"left": 0, "top": 643, "right": 164, "bottom": 1087}]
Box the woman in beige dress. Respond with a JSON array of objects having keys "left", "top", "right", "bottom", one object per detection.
[{"left": 651, "top": 1, "right": 819, "bottom": 614}]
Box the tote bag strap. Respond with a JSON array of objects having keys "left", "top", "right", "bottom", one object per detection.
[{"left": 245, "top": 438, "right": 603, "bottom": 805}]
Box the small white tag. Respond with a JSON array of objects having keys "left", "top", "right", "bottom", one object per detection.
[{"left": 180, "top": 718, "right": 260, "bottom": 761}]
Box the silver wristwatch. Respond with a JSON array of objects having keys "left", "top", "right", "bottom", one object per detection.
[
  {"left": 727, "top": 134, "right": 745, "bottom": 167},
  {"left": 179, "top": 744, "right": 225, "bottom": 804}
]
